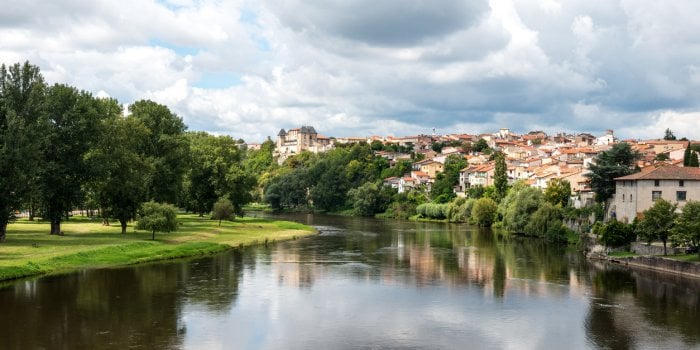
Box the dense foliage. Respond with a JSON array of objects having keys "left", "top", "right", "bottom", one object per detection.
[
  {"left": 636, "top": 198, "right": 676, "bottom": 255},
  {"left": 136, "top": 201, "right": 179, "bottom": 240},
  {"left": 585, "top": 142, "right": 640, "bottom": 202},
  {"left": 0, "top": 61, "right": 256, "bottom": 241}
]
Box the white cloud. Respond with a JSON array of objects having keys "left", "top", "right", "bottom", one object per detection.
[{"left": 2, "top": 0, "right": 700, "bottom": 142}]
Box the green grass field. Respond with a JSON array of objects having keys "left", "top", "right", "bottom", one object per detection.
[{"left": 0, "top": 214, "right": 315, "bottom": 281}]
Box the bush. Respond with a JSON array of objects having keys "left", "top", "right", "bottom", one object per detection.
[
  {"left": 524, "top": 203, "right": 563, "bottom": 239},
  {"left": 472, "top": 198, "right": 498, "bottom": 227},
  {"left": 599, "top": 220, "right": 635, "bottom": 247},
  {"left": 212, "top": 198, "right": 235, "bottom": 226},
  {"left": 416, "top": 203, "right": 449, "bottom": 219}
]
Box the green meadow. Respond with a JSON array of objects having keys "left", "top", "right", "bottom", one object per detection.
[{"left": 0, "top": 214, "right": 315, "bottom": 281}]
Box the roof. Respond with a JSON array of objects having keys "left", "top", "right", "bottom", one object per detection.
[
  {"left": 615, "top": 166, "right": 700, "bottom": 181},
  {"left": 278, "top": 129, "right": 287, "bottom": 136}
]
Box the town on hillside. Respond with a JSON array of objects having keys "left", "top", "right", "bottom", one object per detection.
[{"left": 265, "top": 126, "right": 700, "bottom": 220}]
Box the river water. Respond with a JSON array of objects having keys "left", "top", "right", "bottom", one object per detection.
[{"left": 0, "top": 213, "right": 698, "bottom": 349}]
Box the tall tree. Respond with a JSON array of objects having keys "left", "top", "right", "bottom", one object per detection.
[
  {"left": 690, "top": 151, "right": 699, "bottom": 167},
  {"left": 636, "top": 198, "right": 676, "bottom": 255},
  {"left": 585, "top": 142, "right": 640, "bottom": 203},
  {"left": 39, "top": 84, "right": 105, "bottom": 235},
  {"left": 184, "top": 132, "right": 254, "bottom": 216},
  {"left": 663, "top": 128, "right": 676, "bottom": 140},
  {"left": 129, "top": 100, "right": 189, "bottom": 204},
  {"left": 493, "top": 151, "right": 508, "bottom": 202},
  {"left": 0, "top": 62, "right": 46, "bottom": 241},
  {"left": 86, "top": 103, "right": 152, "bottom": 234},
  {"left": 683, "top": 145, "right": 692, "bottom": 166}
]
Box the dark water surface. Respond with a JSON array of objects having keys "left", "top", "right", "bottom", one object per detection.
[{"left": 0, "top": 213, "right": 698, "bottom": 349}]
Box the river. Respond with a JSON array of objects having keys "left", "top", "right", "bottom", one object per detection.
[{"left": 0, "top": 213, "right": 698, "bottom": 349}]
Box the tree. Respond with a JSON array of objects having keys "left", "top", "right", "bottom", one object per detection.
[
  {"left": 184, "top": 132, "right": 253, "bottom": 216},
  {"left": 663, "top": 128, "right": 676, "bottom": 140},
  {"left": 690, "top": 151, "right": 699, "bottom": 167},
  {"left": 493, "top": 152, "right": 508, "bottom": 202},
  {"left": 599, "top": 220, "right": 635, "bottom": 248},
  {"left": 39, "top": 84, "right": 105, "bottom": 235},
  {"left": 472, "top": 197, "right": 497, "bottom": 227},
  {"left": 585, "top": 142, "right": 640, "bottom": 203},
  {"left": 431, "top": 142, "right": 445, "bottom": 153},
  {"left": 212, "top": 198, "right": 235, "bottom": 226},
  {"left": 0, "top": 62, "right": 46, "bottom": 242},
  {"left": 136, "top": 201, "right": 178, "bottom": 240},
  {"left": 86, "top": 101, "right": 152, "bottom": 234},
  {"left": 129, "top": 100, "right": 189, "bottom": 204},
  {"left": 431, "top": 154, "right": 467, "bottom": 200},
  {"left": 473, "top": 139, "right": 489, "bottom": 153},
  {"left": 636, "top": 198, "right": 676, "bottom": 255},
  {"left": 524, "top": 202, "right": 562, "bottom": 237},
  {"left": 347, "top": 181, "right": 391, "bottom": 217},
  {"left": 544, "top": 178, "right": 571, "bottom": 207},
  {"left": 501, "top": 186, "right": 543, "bottom": 233},
  {"left": 670, "top": 201, "right": 700, "bottom": 258},
  {"left": 683, "top": 146, "right": 692, "bottom": 166}
]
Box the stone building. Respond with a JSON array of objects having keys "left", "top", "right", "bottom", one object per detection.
[
  {"left": 275, "top": 126, "right": 332, "bottom": 162},
  {"left": 611, "top": 166, "right": 700, "bottom": 222}
]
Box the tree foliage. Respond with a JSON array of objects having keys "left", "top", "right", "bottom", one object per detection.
[
  {"left": 212, "top": 198, "right": 235, "bottom": 226},
  {"left": 585, "top": 142, "right": 640, "bottom": 203},
  {"left": 430, "top": 154, "right": 467, "bottom": 200},
  {"left": 493, "top": 151, "right": 508, "bottom": 202},
  {"left": 544, "top": 178, "right": 571, "bottom": 207},
  {"left": 0, "top": 62, "right": 46, "bottom": 241},
  {"left": 663, "top": 128, "right": 676, "bottom": 141},
  {"left": 671, "top": 201, "right": 700, "bottom": 258},
  {"left": 598, "top": 220, "right": 635, "bottom": 248},
  {"left": 501, "top": 186, "right": 543, "bottom": 233},
  {"left": 86, "top": 104, "right": 152, "bottom": 234},
  {"left": 136, "top": 201, "right": 178, "bottom": 240},
  {"left": 472, "top": 197, "right": 497, "bottom": 227},
  {"left": 636, "top": 198, "right": 676, "bottom": 255},
  {"left": 129, "top": 100, "right": 189, "bottom": 204},
  {"left": 347, "top": 181, "right": 392, "bottom": 217}
]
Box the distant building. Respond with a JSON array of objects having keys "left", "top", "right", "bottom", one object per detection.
[
  {"left": 611, "top": 166, "right": 700, "bottom": 222},
  {"left": 275, "top": 126, "right": 332, "bottom": 163}
]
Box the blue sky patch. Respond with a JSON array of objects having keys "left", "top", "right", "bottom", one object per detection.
[{"left": 194, "top": 71, "right": 242, "bottom": 89}]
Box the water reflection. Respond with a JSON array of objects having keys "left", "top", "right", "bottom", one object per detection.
[{"left": 0, "top": 213, "right": 697, "bottom": 349}]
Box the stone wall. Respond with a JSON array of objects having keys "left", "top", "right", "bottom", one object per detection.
[
  {"left": 631, "top": 242, "right": 681, "bottom": 256},
  {"left": 618, "top": 256, "right": 700, "bottom": 278}
]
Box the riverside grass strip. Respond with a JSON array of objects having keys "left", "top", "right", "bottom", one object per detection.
[{"left": 0, "top": 214, "right": 315, "bottom": 282}]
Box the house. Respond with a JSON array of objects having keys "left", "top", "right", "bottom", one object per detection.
[
  {"left": 458, "top": 163, "right": 496, "bottom": 192},
  {"left": 275, "top": 126, "right": 333, "bottom": 162},
  {"left": 611, "top": 166, "right": 700, "bottom": 222},
  {"left": 383, "top": 177, "right": 401, "bottom": 190},
  {"left": 418, "top": 160, "right": 444, "bottom": 178}
]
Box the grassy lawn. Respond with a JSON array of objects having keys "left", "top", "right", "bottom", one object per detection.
[
  {"left": 607, "top": 251, "right": 639, "bottom": 258},
  {"left": 664, "top": 254, "right": 700, "bottom": 263},
  {"left": 0, "top": 214, "right": 315, "bottom": 281}
]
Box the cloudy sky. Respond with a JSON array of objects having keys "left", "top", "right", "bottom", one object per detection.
[{"left": 2, "top": 0, "right": 700, "bottom": 142}]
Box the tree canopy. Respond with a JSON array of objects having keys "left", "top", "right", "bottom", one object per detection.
[{"left": 585, "top": 142, "right": 640, "bottom": 203}]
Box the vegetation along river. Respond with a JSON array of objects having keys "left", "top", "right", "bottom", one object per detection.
[{"left": 0, "top": 212, "right": 698, "bottom": 349}]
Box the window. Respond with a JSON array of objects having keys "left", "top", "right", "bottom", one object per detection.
[
  {"left": 654, "top": 180, "right": 660, "bottom": 187},
  {"left": 622, "top": 194, "right": 625, "bottom": 202},
  {"left": 630, "top": 194, "right": 633, "bottom": 202},
  {"left": 677, "top": 191, "right": 687, "bottom": 201},
  {"left": 652, "top": 191, "right": 662, "bottom": 201},
  {"left": 679, "top": 180, "right": 684, "bottom": 187}
]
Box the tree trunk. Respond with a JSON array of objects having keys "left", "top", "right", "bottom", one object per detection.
[
  {"left": 152, "top": 230, "right": 155, "bottom": 240},
  {"left": 102, "top": 218, "right": 110, "bottom": 226},
  {"left": 28, "top": 204, "right": 35, "bottom": 221},
  {"left": 662, "top": 239, "right": 667, "bottom": 256},
  {"left": 120, "top": 219, "right": 127, "bottom": 234},
  {"left": 50, "top": 218, "right": 62, "bottom": 235},
  {"left": 218, "top": 219, "right": 222, "bottom": 227},
  {"left": 0, "top": 222, "right": 7, "bottom": 243}
]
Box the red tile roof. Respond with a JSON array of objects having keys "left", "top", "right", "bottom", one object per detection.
[{"left": 615, "top": 166, "right": 700, "bottom": 181}]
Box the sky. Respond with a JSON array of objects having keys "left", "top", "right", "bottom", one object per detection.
[{"left": 2, "top": 0, "right": 700, "bottom": 143}]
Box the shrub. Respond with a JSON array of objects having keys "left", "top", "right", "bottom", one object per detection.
[
  {"left": 599, "top": 220, "right": 635, "bottom": 248},
  {"left": 472, "top": 198, "right": 498, "bottom": 227}
]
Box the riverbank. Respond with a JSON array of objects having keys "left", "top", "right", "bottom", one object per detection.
[{"left": 0, "top": 214, "right": 316, "bottom": 282}]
